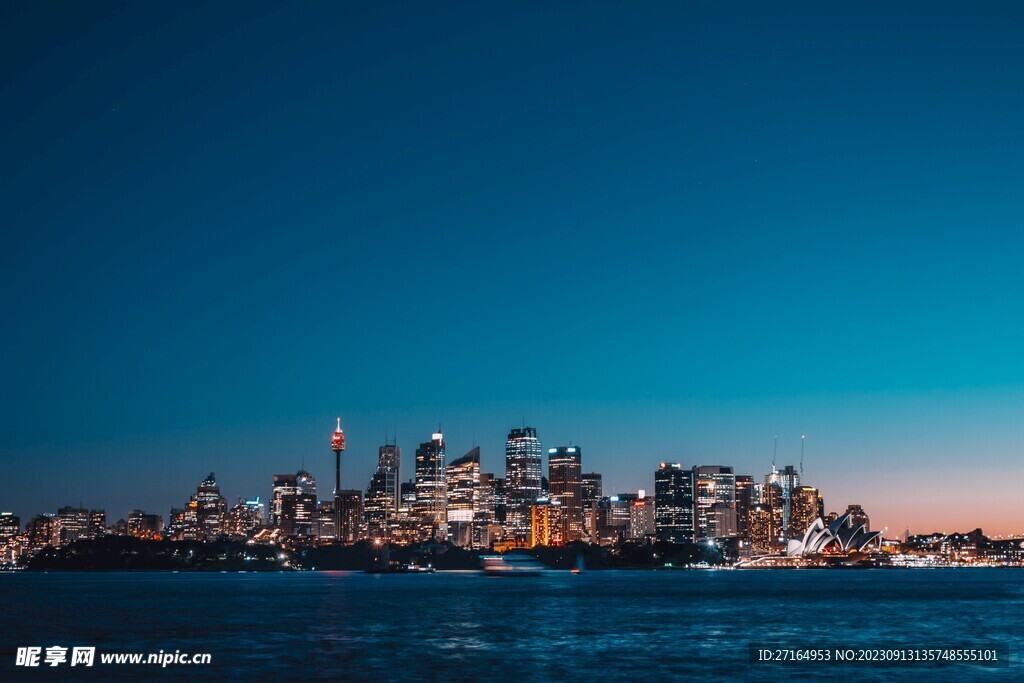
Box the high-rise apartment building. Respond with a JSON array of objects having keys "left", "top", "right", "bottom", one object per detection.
[
  {"left": 629, "top": 498, "right": 656, "bottom": 539},
  {"left": 789, "top": 485, "right": 824, "bottom": 538}
]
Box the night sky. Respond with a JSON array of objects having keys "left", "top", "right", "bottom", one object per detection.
[{"left": 3, "top": 2, "right": 1024, "bottom": 535}]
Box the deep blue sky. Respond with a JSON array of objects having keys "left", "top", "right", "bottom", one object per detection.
[{"left": 3, "top": 2, "right": 1024, "bottom": 534}]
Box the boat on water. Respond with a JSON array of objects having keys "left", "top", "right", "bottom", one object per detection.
[
  {"left": 480, "top": 554, "right": 547, "bottom": 576},
  {"left": 571, "top": 554, "right": 585, "bottom": 574}
]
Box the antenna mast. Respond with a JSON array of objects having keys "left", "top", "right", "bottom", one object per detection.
[{"left": 800, "top": 434, "right": 806, "bottom": 477}]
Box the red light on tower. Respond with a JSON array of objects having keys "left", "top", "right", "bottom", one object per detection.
[{"left": 331, "top": 417, "right": 346, "bottom": 453}]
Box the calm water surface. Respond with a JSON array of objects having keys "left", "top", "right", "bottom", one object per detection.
[{"left": 2, "top": 569, "right": 1021, "bottom": 681}]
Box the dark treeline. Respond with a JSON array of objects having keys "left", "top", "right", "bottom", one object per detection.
[{"left": 26, "top": 537, "right": 727, "bottom": 572}]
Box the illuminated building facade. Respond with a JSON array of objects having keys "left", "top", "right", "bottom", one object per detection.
[
  {"left": 476, "top": 472, "right": 500, "bottom": 547},
  {"left": 505, "top": 427, "right": 542, "bottom": 541},
  {"left": 89, "top": 510, "right": 106, "bottom": 538},
  {"left": 269, "top": 471, "right": 316, "bottom": 537},
  {"left": 446, "top": 447, "right": 480, "bottom": 548},
  {"left": 270, "top": 473, "right": 299, "bottom": 528},
  {"left": 365, "top": 442, "right": 402, "bottom": 539},
  {"left": 127, "top": 510, "right": 164, "bottom": 538},
  {"left": 335, "top": 490, "right": 363, "bottom": 543},
  {"left": 654, "top": 463, "right": 694, "bottom": 543},
  {"left": 194, "top": 472, "right": 228, "bottom": 540},
  {"left": 316, "top": 500, "right": 336, "bottom": 540},
  {"left": 280, "top": 492, "right": 317, "bottom": 537},
  {"left": 226, "top": 498, "right": 263, "bottom": 538},
  {"left": 0, "top": 513, "right": 20, "bottom": 540},
  {"left": 766, "top": 465, "right": 801, "bottom": 532},
  {"left": 734, "top": 475, "right": 754, "bottom": 535},
  {"left": 748, "top": 502, "right": 775, "bottom": 554},
  {"left": 694, "top": 466, "right": 735, "bottom": 539},
  {"left": 166, "top": 508, "right": 186, "bottom": 540},
  {"left": 845, "top": 504, "right": 870, "bottom": 532},
  {"left": 763, "top": 481, "right": 785, "bottom": 547},
  {"left": 629, "top": 498, "right": 656, "bottom": 539},
  {"left": 710, "top": 502, "right": 738, "bottom": 537},
  {"left": 530, "top": 498, "right": 565, "bottom": 546},
  {"left": 27, "top": 514, "right": 55, "bottom": 553},
  {"left": 414, "top": 432, "right": 447, "bottom": 540},
  {"left": 54, "top": 506, "right": 92, "bottom": 546},
  {"left": 789, "top": 485, "right": 824, "bottom": 538},
  {"left": 581, "top": 472, "right": 602, "bottom": 540},
  {"left": 547, "top": 446, "right": 583, "bottom": 543}
]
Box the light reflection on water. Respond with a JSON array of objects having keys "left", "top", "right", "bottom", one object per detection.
[{"left": 2, "top": 569, "right": 1022, "bottom": 680}]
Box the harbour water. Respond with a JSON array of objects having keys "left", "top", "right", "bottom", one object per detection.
[{"left": 2, "top": 569, "right": 1021, "bottom": 680}]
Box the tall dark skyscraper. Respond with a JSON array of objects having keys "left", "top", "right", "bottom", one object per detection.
[
  {"left": 654, "top": 463, "right": 695, "bottom": 543},
  {"left": 734, "top": 475, "right": 754, "bottom": 535},
  {"left": 364, "top": 441, "right": 401, "bottom": 540},
  {"left": 414, "top": 431, "right": 447, "bottom": 540},
  {"left": 581, "top": 473, "right": 603, "bottom": 506},
  {"left": 581, "top": 472, "right": 603, "bottom": 540},
  {"left": 548, "top": 446, "right": 583, "bottom": 543},
  {"left": 335, "top": 490, "right": 363, "bottom": 543},
  {"left": 504, "top": 427, "right": 542, "bottom": 541}
]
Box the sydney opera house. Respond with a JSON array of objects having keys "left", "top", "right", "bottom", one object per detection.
[{"left": 786, "top": 511, "right": 883, "bottom": 557}]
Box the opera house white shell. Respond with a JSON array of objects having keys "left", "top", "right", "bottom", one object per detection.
[{"left": 785, "top": 512, "right": 882, "bottom": 557}]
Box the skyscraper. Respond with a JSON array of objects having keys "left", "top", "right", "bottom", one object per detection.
[
  {"left": 226, "top": 498, "right": 263, "bottom": 538},
  {"left": 629, "top": 498, "right": 656, "bottom": 539},
  {"left": 54, "top": 507, "right": 91, "bottom": 546},
  {"left": 270, "top": 473, "right": 296, "bottom": 527},
  {"left": 763, "top": 481, "right": 785, "bottom": 547},
  {"left": 365, "top": 441, "right": 402, "bottom": 540},
  {"left": 547, "top": 446, "right": 583, "bottom": 543},
  {"left": 747, "top": 502, "right": 774, "bottom": 554},
  {"left": 734, "top": 475, "right": 754, "bottom": 535},
  {"left": 654, "top": 463, "right": 694, "bottom": 543},
  {"left": 271, "top": 471, "right": 316, "bottom": 537},
  {"left": 693, "top": 466, "right": 735, "bottom": 539},
  {"left": 581, "top": 473, "right": 603, "bottom": 506},
  {"left": 766, "top": 465, "right": 801, "bottom": 532},
  {"left": 446, "top": 447, "right": 480, "bottom": 547},
  {"left": 414, "top": 431, "right": 447, "bottom": 540},
  {"left": 581, "top": 472, "right": 603, "bottom": 540},
  {"left": 127, "top": 510, "right": 164, "bottom": 538},
  {"left": 194, "top": 473, "right": 227, "bottom": 540},
  {"left": 336, "top": 490, "right": 363, "bottom": 543},
  {"left": 476, "top": 472, "right": 501, "bottom": 548},
  {"left": 844, "top": 504, "right": 870, "bottom": 532},
  {"left": 505, "top": 427, "right": 542, "bottom": 542},
  {"left": 530, "top": 497, "right": 566, "bottom": 547},
  {"left": 789, "top": 485, "right": 824, "bottom": 538}
]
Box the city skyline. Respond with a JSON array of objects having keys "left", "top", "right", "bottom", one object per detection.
[
  {"left": 5, "top": 4, "right": 1024, "bottom": 538},
  {"left": 6, "top": 417, "right": 1023, "bottom": 539}
]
